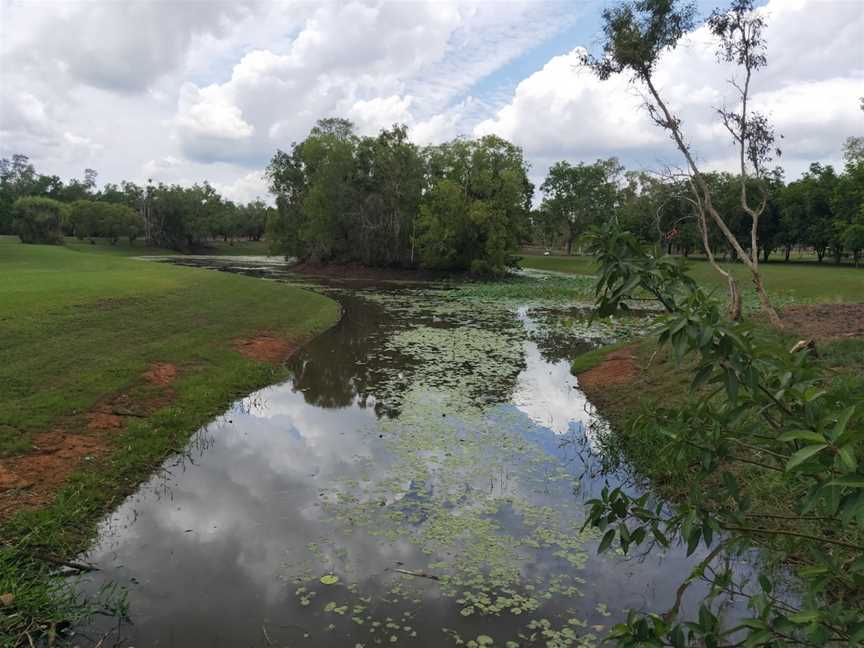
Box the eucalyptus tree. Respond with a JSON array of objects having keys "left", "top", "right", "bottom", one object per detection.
[
  {"left": 540, "top": 158, "right": 621, "bottom": 255},
  {"left": 583, "top": 0, "right": 782, "bottom": 324}
]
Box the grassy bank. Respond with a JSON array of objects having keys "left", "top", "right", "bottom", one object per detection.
[
  {"left": 520, "top": 253, "right": 864, "bottom": 303},
  {"left": 570, "top": 323, "right": 864, "bottom": 629},
  {"left": 0, "top": 238, "right": 338, "bottom": 644}
]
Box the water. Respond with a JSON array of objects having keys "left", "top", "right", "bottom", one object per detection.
[{"left": 74, "top": 260, "right": 748, "bottom": 647}]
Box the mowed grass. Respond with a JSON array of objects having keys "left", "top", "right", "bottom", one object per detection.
[
  {"left": 0, "top": 237, "right": 337, "bottom": 454},
  {"left": 1, "top": 237, "right": 338, "bottom": 644},
  {"left": 519, "top": 253, "right": 864, "bottom": 303}
]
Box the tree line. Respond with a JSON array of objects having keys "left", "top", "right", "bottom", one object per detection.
[
  {"left": 0, "top": 155, "right": 271, "bottom": 251},
  {"left": 266, "top": 118, "right": 533, "bottom": 274},
  {"left": 534, "top": 150, "right": 864, "bottom": 267}
]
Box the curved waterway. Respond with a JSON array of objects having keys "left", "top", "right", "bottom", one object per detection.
[{"left": 75, "top": 259, "right": 751, "bottom": 647}]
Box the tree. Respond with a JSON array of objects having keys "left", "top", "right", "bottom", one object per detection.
[
  {"left": 540, "top": 159, "right": 621, "bottom": 255},
  {"left": 12, "top": 196, "right": 66, "bottom": 244},
  {"left": 0, "top": 155, "right": 39, "bottom": 233},
  {"left": 267, "top": 121, "right": 532, "bottom": 274},
  {"left": 842, "top": 222, "right": 864, "bottom": 267},
  {"left": 418, "top": 135, "right": 533, "bottom": 274},
  {"left": 584, "top": 0, "right": 782, "bottom": 324}
]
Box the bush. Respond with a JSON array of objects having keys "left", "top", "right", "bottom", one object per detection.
[{"left": 12, "top": 196, "right": 66, "bottom": 244}]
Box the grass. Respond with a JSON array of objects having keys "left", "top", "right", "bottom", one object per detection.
[
  {"left": 519, "top": 253, "right": 864, "bottom": 303},
  {"left": 0, "top": 237, "right": 338, "bottom": 644},
  {"left": 0, "top": 238, "right": 334, "bottom": 453}
]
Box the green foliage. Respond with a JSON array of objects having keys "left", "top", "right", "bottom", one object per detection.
[
  {"left": 419, "top": 136, "right": 532, "bottom": 274},
  {"left": 267, "top": 120, "right": 531, "bottom": 274},
  {"left": 582, "top": 224, "right": 864, "bottom": 646},
  {"left": 67, "top": 200, "right": 141, "bottom": 244},
  {"left": 841, "top": 223, "right": 864, "bottom": 267},
  {"left": 12, "top": 196, "right": 66, "bottom": 244},
  {"left": 540, "top": 159, "right": 621, "bottom": 255}
]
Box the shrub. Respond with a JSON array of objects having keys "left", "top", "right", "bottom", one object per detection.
[{"left": 12, "top": 196, "right": 66, "bottom": 244}]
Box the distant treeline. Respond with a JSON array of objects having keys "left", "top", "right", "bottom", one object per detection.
[
  {"left": 0, "top": 156, "right": 271, "bottom": 251},
  {"left": 4, "top": 120, "right": 861, "bottom": 267},
  {"left": 267, "top": 118, "right": 863, "bottom": 272},
  {"left": 536, "top": 150, "right": 864, "bottom": 266}
]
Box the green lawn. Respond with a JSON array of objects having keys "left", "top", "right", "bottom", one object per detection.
[
  {"left": 1, "top": 237, "right": 338, "bottom": 643},
  {"left": 519, "top": 253, "right": 864, "bottom": 303},
  {"left": 0, "top": 237, "right": 335, "bottom": 454}
]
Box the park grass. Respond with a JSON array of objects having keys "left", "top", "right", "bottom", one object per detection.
[
  {"left": 0, "top": 237, "right": 338, "bottom": 644},
  {"left": 0, "top": 237, "right": 336, "bottom": 454},
  {"left": 519, "top": 253, "right": 864, "bottom": 303}
]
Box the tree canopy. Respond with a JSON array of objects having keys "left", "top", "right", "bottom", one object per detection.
[{"left": 266, "top": 120, "right": 533, "bottom": 274}]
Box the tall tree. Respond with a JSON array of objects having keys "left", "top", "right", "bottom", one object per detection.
[
  {"left": 540, "top": 159, "right": 621, "bottom": 255},
  {"left": 584, "top": 0, "right": 782, "bottom": 324}
]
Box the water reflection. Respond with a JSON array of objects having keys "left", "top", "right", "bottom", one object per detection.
[{"left": 73, "top": 262, "right": 749, "bottom": 647}]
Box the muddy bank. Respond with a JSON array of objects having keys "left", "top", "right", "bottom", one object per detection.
[
  {"left": 780, "top": 302, "right": 864, "bottom": 339},
  {"left": 290, "top": 260, "right": 449, "bottom": 283},
  {"left": 0, "top": 331, "right": 300, "bottom": 521}
]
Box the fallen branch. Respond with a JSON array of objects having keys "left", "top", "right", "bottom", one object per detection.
[{"left": 390, "top": 567, "right": 440, "bottom": 581}]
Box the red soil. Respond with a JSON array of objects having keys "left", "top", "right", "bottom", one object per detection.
[
  {"left": 576, "top": 347, "right": 639, "bottom": 389},
  {"left": 0, "top": 362, "right": 179, "bottom": 520},
  {"left": 234, "top": 334, "right": 297, "bottom": 363}
]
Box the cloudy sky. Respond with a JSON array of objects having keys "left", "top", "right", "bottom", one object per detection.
[{"left": 1, "top": 0, "right": 861, "bottom": 203}]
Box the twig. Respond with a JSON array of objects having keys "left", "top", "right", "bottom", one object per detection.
[
  {"left": 720, "top": 525, "right": 863, "bottom": 552},
  {"left": 662, "top": 542, "right": 726, "bottom": 621},
  {"left": 261, "top": 624, "right": 274, "bottom": 647},
  {"left": 390, "top": 567, "right": 440, "bottom": 581}
]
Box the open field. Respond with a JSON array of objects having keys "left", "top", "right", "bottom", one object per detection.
[{"left": 520, "top": 253, "right": 864, "bottom": 303}]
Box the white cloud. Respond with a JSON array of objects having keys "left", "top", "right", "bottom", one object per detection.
[
  {"left": 1, "top": 0, "right": 859, "bottom": 203},
  {"left": 213, "top": 171, "right": 271, "bottom": 205},
  {"left": 476, "top": 0, "right": 864, "bottom": 182}
]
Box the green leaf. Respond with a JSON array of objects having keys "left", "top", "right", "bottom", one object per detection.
[
  {"left": 777, "top": 429, "right": 826, "bottom": 444},
  {"left": 598, "top": 529, "right": 615, "bottom": 554},
  {"left": 786, "top": 444, "right": 828, "bottom": 471},
  {"left": 723, "top": 368, "right": 738, "bottom": 404},
  {"left": 320, "top": 574, "right": 339, "bottom": 585},
  {"left": 788, "top": 610, "right": 820, "bottom": 624},
  {"left": 837, "top": 445, "right": 857, "bottom": 472},
  {"left": 827, "top": 475, "right": 864, "bottom": 488},
  {"left": 831, "top": 405, "right": 856, "bottom": 442}
]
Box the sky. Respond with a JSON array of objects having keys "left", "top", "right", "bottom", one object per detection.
[{"left": 1, "top": 0, "right": 862, "bottom": 204}]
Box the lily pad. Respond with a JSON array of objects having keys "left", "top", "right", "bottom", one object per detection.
[{"left": 320, "top": 574, "right": 340, "bottom": 585}]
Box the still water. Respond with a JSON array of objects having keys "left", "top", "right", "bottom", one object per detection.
[{"left": 75, "top": 260, "right": 747, "bottom": 647}]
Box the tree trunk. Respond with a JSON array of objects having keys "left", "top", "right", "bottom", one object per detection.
[
  {"left": 784, "top": 245, "right": 791, "bottom": 262},
  {"left": 696, "top": 201, "right": 742, "bottom": 321}
]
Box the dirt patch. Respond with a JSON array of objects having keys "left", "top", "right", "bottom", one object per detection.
[
  {"left": 576, "top": 347, "right": 639, "bottom": 390},
  {"left": 0, "top": 362, "right": 179, "bottom": 521},
  {"left": 290, "top": 261, "right": 446, "bottom": 283},
  {"left": 234, "top": 334, "right": 297, "bottom": 363},
  {"left": 144, "top": 362, "right": 178, "bottom": 386},
  {"left": 781, "top": 303, "right": 864, "bottom": 339},
  {"left": 86, "top": 411, "right": 124, "bottom": 431},
  {"left": 0, "top": 430, "right": 107, "bottom": 519}
]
